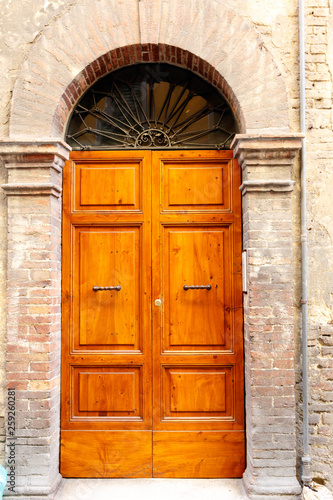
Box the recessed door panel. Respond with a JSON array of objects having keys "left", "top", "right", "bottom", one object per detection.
[
  {"left": 163, "top": 226, "right": 231, "bottom": 350},
  {"left": 79, "top": 371, "right": 136, "bottom": 412},
  {"left": 73, "top": 158, "right": 143, "bottom": 212},
  {"left": 170, "top": 371, "right": 226, "bottom": 412},
  {"left": 72, "top": 366, "right": 142, "bottom": 418},
  {"left": 163, "top": 366, "right": 235, "bottom": 419},
  {"left": 80, "top": 167, "right": 136, "bottom": 207},
  {"left": 74, "top": 226, "right": 140, "bottom": 350},
  {"left": 161, "top": 160, "right": 231, "bottom": 212}
]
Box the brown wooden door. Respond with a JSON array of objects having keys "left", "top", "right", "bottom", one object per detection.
[{"left": 60, "top": 150, "right": 244, "bottom": 478}]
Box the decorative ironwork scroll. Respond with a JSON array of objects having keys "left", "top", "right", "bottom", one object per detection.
[{"left": 66, "top": 63, "right": 238, "bottom": 149}]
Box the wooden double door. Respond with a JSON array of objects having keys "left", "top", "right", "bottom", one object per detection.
[{"left": 61, "top": 150, "right": 245, "bottom": 478}]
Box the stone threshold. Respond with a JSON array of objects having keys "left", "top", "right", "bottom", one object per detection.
[{"left": 53, "top": 478, "right": 248, "bottom": 500}]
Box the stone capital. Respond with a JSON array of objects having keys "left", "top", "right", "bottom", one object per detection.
[
  {"left": 231, "top": 133, "right": 303, "bottom": 169},
  {"left": 0, "top": 138, "right": 71, "bottom": 166},
  {"left": 232, "top": 134, "right": 303, "bottom": 192},
  {"left": 0, "top": 138, "right": 71, "bottom": 196}
]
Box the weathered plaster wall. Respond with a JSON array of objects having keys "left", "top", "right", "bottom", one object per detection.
[
  {"left": 0, "top": 0, "right": 81, "bottom": 139},
  {"left": 0, "top": 0, "right": 332, "bottom": 491}
]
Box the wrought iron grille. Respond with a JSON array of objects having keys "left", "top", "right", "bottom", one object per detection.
[{"left": 66, "top": 63, "right": 238, "bottom": 150}]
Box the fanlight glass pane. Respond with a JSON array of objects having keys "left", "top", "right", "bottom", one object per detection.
[{"left": 66, "top": 63, "right": 238, "bottom": 149}]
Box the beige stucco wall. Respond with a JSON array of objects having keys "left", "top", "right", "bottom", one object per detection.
[{"left": 0, "top": 0, "right": 332, "bottom": 490}]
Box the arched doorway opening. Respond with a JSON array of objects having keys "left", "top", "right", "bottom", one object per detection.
[{"left": 60, "top": 62, "right": 244, "bottom": 478}]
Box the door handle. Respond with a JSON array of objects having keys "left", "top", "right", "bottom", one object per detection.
[
  {"left": 183, "top": 284, "right": 211, "bottom": 291},
  {"left": 93, "top": 286, "right": 121, "bottom": 291}
]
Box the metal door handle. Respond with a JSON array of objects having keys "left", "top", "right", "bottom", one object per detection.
[
  {"left": 93, "top": 286, "right": 121, "bottom": 291},
  {"left": 183, "top": 284, "right": 211, "bottom": 291}
]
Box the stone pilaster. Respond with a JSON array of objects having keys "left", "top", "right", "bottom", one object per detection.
[
  {"left": 0, "top": 140, "right": 70, "bottom": 498},
  {"left": 232, "top": 134, "right": 303, "bottom": 499}
]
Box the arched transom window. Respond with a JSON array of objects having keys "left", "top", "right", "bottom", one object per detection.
[{"left": 66, "top": 63, "right": 238, "bottom": 149}]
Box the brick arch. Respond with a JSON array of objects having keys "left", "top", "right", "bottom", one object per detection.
[
  {"left": 54, "top": 44, "right": 245, "bottom": 137},
  {"left": 9, "top": 0, "right": 290, "bottom": 139}
]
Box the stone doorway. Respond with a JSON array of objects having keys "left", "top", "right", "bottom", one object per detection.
[{"left": 0, "top": 31, "right": 302, "bottom": 498}]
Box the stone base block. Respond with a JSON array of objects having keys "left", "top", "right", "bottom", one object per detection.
[
  {"left": 4, "top": 473, "right": 62, "bottom": 499},
  {"left": 243, "top": 468, "right": 302, "bottom": 499}
]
